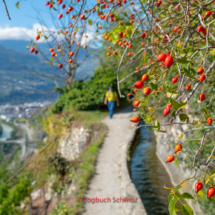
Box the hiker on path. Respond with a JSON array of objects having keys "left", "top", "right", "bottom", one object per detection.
[{"left": 104, "top": 86, "right": 119, "bottom": 118}]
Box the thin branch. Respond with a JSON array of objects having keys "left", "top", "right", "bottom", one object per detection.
[
  {"left": 206, "top": 147, "right": 215, "bottom": 163},
  {"left": 3, "top": 0, "right": 11, "bottom": 20},
  {"left": 191, "top": 128, "right": 214, "bottom": 168}
]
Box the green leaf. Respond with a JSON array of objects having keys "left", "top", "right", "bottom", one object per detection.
[
  {"left": 203, "top": 107, "right": 209, "bottom": 119},
  {"left": 175, "top": 191, "right": 181, "bottom": 198},
  {"left": 168, "top": 193, "right": 174, "bottom": 202},
  {"left": 179, "top": 114, "right": 189, "bottom": 122},
  {"left": 180, "top": 193, "right": 194, "bottom": 199},
  {"left": 150, "top": 82, "right": 158, "bottom": 91},
  {"left": 95, "top": 5, "right": 99, "bottom": 11},
  {"left": 172, "top": 111, "right": 176, "bottom": 119},
  {"left": 174, "top": 159, "right": 178, "bottom": 167},
  {"left": 50, "top": 57, "right": 53, "bottom": 66},
  {"left": 210, "top": 170, "right": 215, "bottom": 176},
  {"left": 71, "top": 0, "right": 73, "bottom": 4},
  {"left": 177, "top": 40, "right": 182, "bottom": 49},
  {"left": 182, "top": 65, "right": 196, "bottom": 79},
  {"left": 26, "top": 45, "right": 29, "bottom": 50},
  {"left": 204, "top": 177, "right": 209, "bottom": 184},
  {"left": 175, "top": 205, "right": 181, "bottom": 212},
  {"left": 197, "top": 190, "right": 204, "bottom": 198},
  {"left": 178, "top": 133, "right": 183, "bottom": 139},
  {"left": 163, "top": 71, "right": 167, "bottom": 80},
  {"left": 178, "top": 103, "right": 187, "bottom": 109},
  {"left": 143, "top": 52, "right": 149, "bottom": 63},
  {"left": 168, "top": 199, "right": 178, "bottom": 215},
  {"left": 157, "top": 130, "right": 166, "bottom": 133},
  {"left": 88, "top": 19, "right": 92, "bottom": 25},
  {"left": 44, "top": 35, "right": 48, "bottom": 40},
  {"left": 15, "top": 1, "right": 20, "bottom": 9},
  {"left": 181, "top": 204, "right": 194, "bottom": 215},
  {"left": 167, "top": 91, "right": 178, "bottom": 98},
  {"left": 169, "top": 98, "right": 187, "bottom": 110},
  {"left": 173, "top": 185, "right": 182, "bottom": 192},
  {"left": 153, "top": 120, "right": 160, "bottom": 131},
  {"left": 195, "top": 193, "right": 200, "bottom": 202}
]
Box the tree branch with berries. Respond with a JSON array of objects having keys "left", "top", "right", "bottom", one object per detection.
[
  {"left": 25, "top": 0, "right": 215, "bottom": 214},
  {"left": 99, "top": 0, "right": 215, "bottom": 213}
]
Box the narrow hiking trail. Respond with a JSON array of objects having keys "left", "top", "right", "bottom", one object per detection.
[{"left": 83, "top": 108, "right": 146, "bottom": 215}]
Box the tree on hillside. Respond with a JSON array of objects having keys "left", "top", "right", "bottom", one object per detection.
[
  {"left": 51, "top": 32, "right": 143, "bottom": 112},
  {"left": 27, "top": 0, "right": 100, "bottom": 89},
  {"left": 28, "top": 0, "right": 215, "bottom": 214}
]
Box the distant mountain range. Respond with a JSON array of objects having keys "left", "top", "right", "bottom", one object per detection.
[{"left": 0, "top": 40, "right": 98, "bottom": 105}]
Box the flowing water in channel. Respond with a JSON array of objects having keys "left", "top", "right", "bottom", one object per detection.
[{"left": 129, "top": 123, "right": 174, "bottom": 215}]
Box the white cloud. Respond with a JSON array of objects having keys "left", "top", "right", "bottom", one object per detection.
[
  {"left": 0, "top": 23, "right": 102, "bottom": 47},
  {"left": 0, "top": 24, "right": 56, "bottom": 41}
]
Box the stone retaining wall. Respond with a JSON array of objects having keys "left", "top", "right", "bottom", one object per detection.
[
  {"left": 58, "top": 125, "right": 90, "bottom": 161},
  {"left": 155, "top": 115, "right": 202, "bottom": 215}
]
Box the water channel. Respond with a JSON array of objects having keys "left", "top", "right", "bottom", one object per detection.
[{"left": 129, "top": 123, "right": 174, "bottom": 215}]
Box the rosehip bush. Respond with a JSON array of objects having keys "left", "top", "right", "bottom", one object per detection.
[
  {"left": 98, "top": 0, "right": 215, "bottom": 213},
  {"left": 28, "top": 0, "right": 215, "bottom": 214}
]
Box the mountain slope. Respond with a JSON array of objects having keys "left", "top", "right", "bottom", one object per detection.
[{"left": 0, "top": 40, "right": 98, "bottom": 104}]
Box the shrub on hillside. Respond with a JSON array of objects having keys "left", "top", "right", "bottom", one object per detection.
[{"left": 51, "top": 68, "right": 117, "bottom": 113}]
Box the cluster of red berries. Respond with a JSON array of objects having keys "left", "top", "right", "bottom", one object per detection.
[
  {"left": 197, "top": 25, "right": 207, "bottom": 35},
  {"left": 163, "top": 103, "right": 172, "bottom": 116},
  {"left": 29, "top": 35, "right": 40, "bottom": 55},
  {"left": 157, "top": 53, "right": 174, "bottom": 68},
  {"left": 166, "top": 143, "right": 183, "bottom": 164},
  {"left": 196, "top": 67, "right": 206, "bottom": 101},
  {"left": 130, "top": 74, "right": 151, "bottom": 122},
  {"left": 195, "top": 181, "right": 215, "bottom": 198},
  {"left": 46, "top": 1, "right": 78, "bottom": 20},
  {"left": 30, "top": 48, "right": 39, "bottom": 55}
]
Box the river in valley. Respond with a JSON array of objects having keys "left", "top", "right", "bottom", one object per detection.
[
  {"left": 129, "top": 123, "right": 174, "bottom": 215},
  {"left": 0, "top": 123, "right": 13, "bottom": 141}
]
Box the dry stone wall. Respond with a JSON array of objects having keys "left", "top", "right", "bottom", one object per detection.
[
  {"left": 155, "top": 113, "right": 202, "bottom": 214},
  {"left": 58, "top": 125, "right": 90, "bottom": 161}
]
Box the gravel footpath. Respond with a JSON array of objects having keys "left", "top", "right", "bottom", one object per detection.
[{"left": 83, "top": 108, "right": 147, "bottom": 215}]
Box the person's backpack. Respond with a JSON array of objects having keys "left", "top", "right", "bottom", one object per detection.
[{"left": 108, "top": 91, "right": 114, "bottom": 99}]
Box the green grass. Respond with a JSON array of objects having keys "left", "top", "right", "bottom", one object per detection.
[
  {"left": 51, "top": 201, "right": 75, "bottom": 215},
  {"left": 9, "top": 144, "right": 22, "bottom": 163},
  {"left": 67, "top": 110, "right": 108, "bottom": 125},
  {"left": 73, "top": 130, "right": 107, "bottom": 214},
  {"left": 11, "top": 107, "right": 109, "bottom": 214},
  {"left": 62, "top": 99, "right": 130, "bottom": 126}
]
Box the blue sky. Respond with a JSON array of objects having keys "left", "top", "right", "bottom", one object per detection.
[
  {"left": 0, "top": 0, "right": 58, "bottom": 40},
  {"left": 0, "top": 0, "right": 99, "bottom": 42},
  {"left": 0, "top": 0, "right": 53, "bottom": 28}
]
